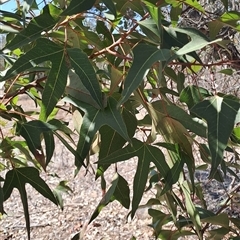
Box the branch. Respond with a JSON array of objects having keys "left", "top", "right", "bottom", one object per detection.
[
  {"left": 89, "top": 12, "right": 150, "bottom": 60},
  {"left": 0, "top": 75, "right": 46, "bottom": 104}
]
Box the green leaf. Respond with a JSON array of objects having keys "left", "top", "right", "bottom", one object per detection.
[
  {"left": 181, "top": 181, "right": 202, "bottom": 240},
  {"left": 174, "top": 27, "right": 222, "bottom": 56},
  {"left": 1, "top": 38, "right": 69, "bottom": 120},
  {"left": 191, "top": 95, "right": 240, "bottom": 178},
  {"left": 89, "top": 173, "right": 119, "bottom": 223},
  {"left": 0, "top": 10, "right": 22, "bottom": 21},
  {"left": 113, "top": 174, "right": 130, "bottom": 209},
  {"left": 138, "top": 19, "right": 160, "bottom": 43},
  {"left": 183, "top": 0, "right": 205, "bottom": 12},
  {"left": 202, "top": 213, "right": 229, "bottom": 229},
  {"left": 148, "top": 209, "right": 172, "bottom": 236},
  {"left": 152, "top": 100, "right": 207, "bottom": 137},
  {"left": 3, "top": 4, "right": 61, "bottom": 51},
  {"left": 231, "top": 126, "right": 240, "bottom": 144},
  {"left": 2, "top": 38, "right": 104, "bottom": 119},
  {"left": 180, "top": 85, "right": 212, "bottom": 109},
  {"left": 64, "top": 96, "right": 131, "bottom": 170},
  {"left": 148, "top": 102, "right": 193, "bottom": 158},
  {"left": 61, "top": 0, "right": 95, "bottom": 16},
  {"left": 208, "top": 20, "right": 224, "bottom": 40},
  {"left": 102, "top": 0, "right": 117, "bottom": 18},
  {"left": 17, "top": 120, "right": 57, "bottom": 169},
  {"left": 99, "top": 138, "right": 169, "bottom": 218},
  {"left": 220, "top": 0, "right": 228, "bottom": 9},
  {"left": 53, "top": 131, "right": 86, "bottom": 169},
  {"left": 3, "top": 167, "right": 58, "bottom": 239},
  {"left": 67, "top": 49, "right": 103, "bottom": 109},
  {"left": 207, "top": 227, "right": 229, "bottom": 239},
  {"left": 119, "top": 44, "right": 174, "bottom": 106},
  {"left": 220, "top": 11, "right": 240, "bottom": 30},
  {"left": 53, "top": 181, "right": 73, "bottom": 210},
  {"left": 196, "top": 207, "right": 215, "bottom": 218},
  {"left": 170, "top": 4, "right": 182, "bottom": 26},
  {"left": 23, "top": 0, "right": 35, "bottom": 12},
  {"left": 43, "top": 132, "right": 55, "bottom": 166},
  {"left": 66, "top": 69, "right": 100, "bottom": 108},
  {"left": 142, "top": 0, "right": 162, "bottom": 29},
  {"left": 159, "top": 144, "right": 186, "bottom": 194},
  {"left": 97, "top": 109, "right": 137, "bottom": 176},
  {"left": 230, "top": 218, "right": 240, "bottom": 230},
  {"left": 0, "top": 184, "right": 4, "bottom": 214},
  {"left": 219, "top": 69, "right": 233, "bottom": 76}
]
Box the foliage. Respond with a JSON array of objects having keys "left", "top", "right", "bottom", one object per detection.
[{"left": 0, "top": 0, "right": 240, "bottom": 239}]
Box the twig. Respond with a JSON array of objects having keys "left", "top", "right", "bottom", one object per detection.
[{"left": 0, "top": 75, "right": 47, "bottom": 104}]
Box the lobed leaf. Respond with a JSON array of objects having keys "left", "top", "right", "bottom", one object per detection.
[
  {"left": 192, "top": 95, "right": 240, "bottom": 178},
  {"left": 119, "top": 44, "right": 174, "bottom": 106},
  {"left": 67, "top": 48, "right": 103, "bottom": 109},
  {"left": 64, "top": 96, "right": 131, "bottom": 171},
  {"left": 99, "top": 138, "right": 169, "bottom": 218},
  {"left": 3, "top": 167, "right": 58, "bottom": 239}
]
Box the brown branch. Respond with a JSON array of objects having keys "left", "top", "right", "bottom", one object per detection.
[
  {"left": 1, "top": 75, "right": 47, "bottom": 104},
  {"left": 0, "top": 20, "right": 22, "bottom": 31},
  {"left": 89, "top": 12, "right": 150, "bottom": 60}
]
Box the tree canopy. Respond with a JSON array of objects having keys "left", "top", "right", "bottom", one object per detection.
[{"left": 1, "top": 0, "right": 240, "bottom": 239}]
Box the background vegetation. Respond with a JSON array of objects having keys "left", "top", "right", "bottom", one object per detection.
[{"left": 1, "top": 0, "right": 240, "bottom": 239}]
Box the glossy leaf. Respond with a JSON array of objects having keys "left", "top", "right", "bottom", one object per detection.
[
  {"left": 61, "top": 0, "right": 95, "bottom": 16},
  {"left": 89, "top": 173, "right": 119, "bottom": 223},
  {"left": 181, "top": 181, "right": 202, "bottom": 239},
  {"left": 3, "top": 167, "right": 58, "bottom": 239},
  {"left": 148, "top": 102, "right": 193, "bottom": 158},
  {"left": 43, "top": 132, "right": 55, "bottom": 166},
  {"left": 1, "top": 38, "right": 69, "bottom": 120},
  {"left": 3, "top": 4, "right": 61, "bottom": 51},
  {"left": 174, "top": 27, "right": 222, "bottom": 56},
  {"left": 66, "top": 70, "right": 100, "bottom": 108},
  {"left": 192, "top": 95, "right": 240, "bottom": 178},
  {"left": 138, "top": 19, "right": 160, "bottom": 42},
  {"left": 119, "top": 44, "right": 174, "bottom": 106},
  {"left": 152, "top": 100, "right": 207, "bottom": 138},
  {"left": 99, "top": 138, "right": 169, "bottom": 218},
  {"left": 67, "top": 48, "right": 103, "bottom": 109},
  {"left": 1, "top": 38, "right": 103, "bottom": 120},
  {"left": 102, "top": 0, "right": 117, "bottom": 18},
  {"left": 97, "top": 109, "right": 137, "bottom": 177},
  {"left": 17, "top": 120, "right": 57, "bottom": 170},
  {"left": 180, "top": 85, "right": 212, "bottom": 109},
  {"left": 113, "top": 174, "right": 130, "bottom": 209},
  {"left": 64, "top": 96, "right": 131, "bottom": 170}
]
